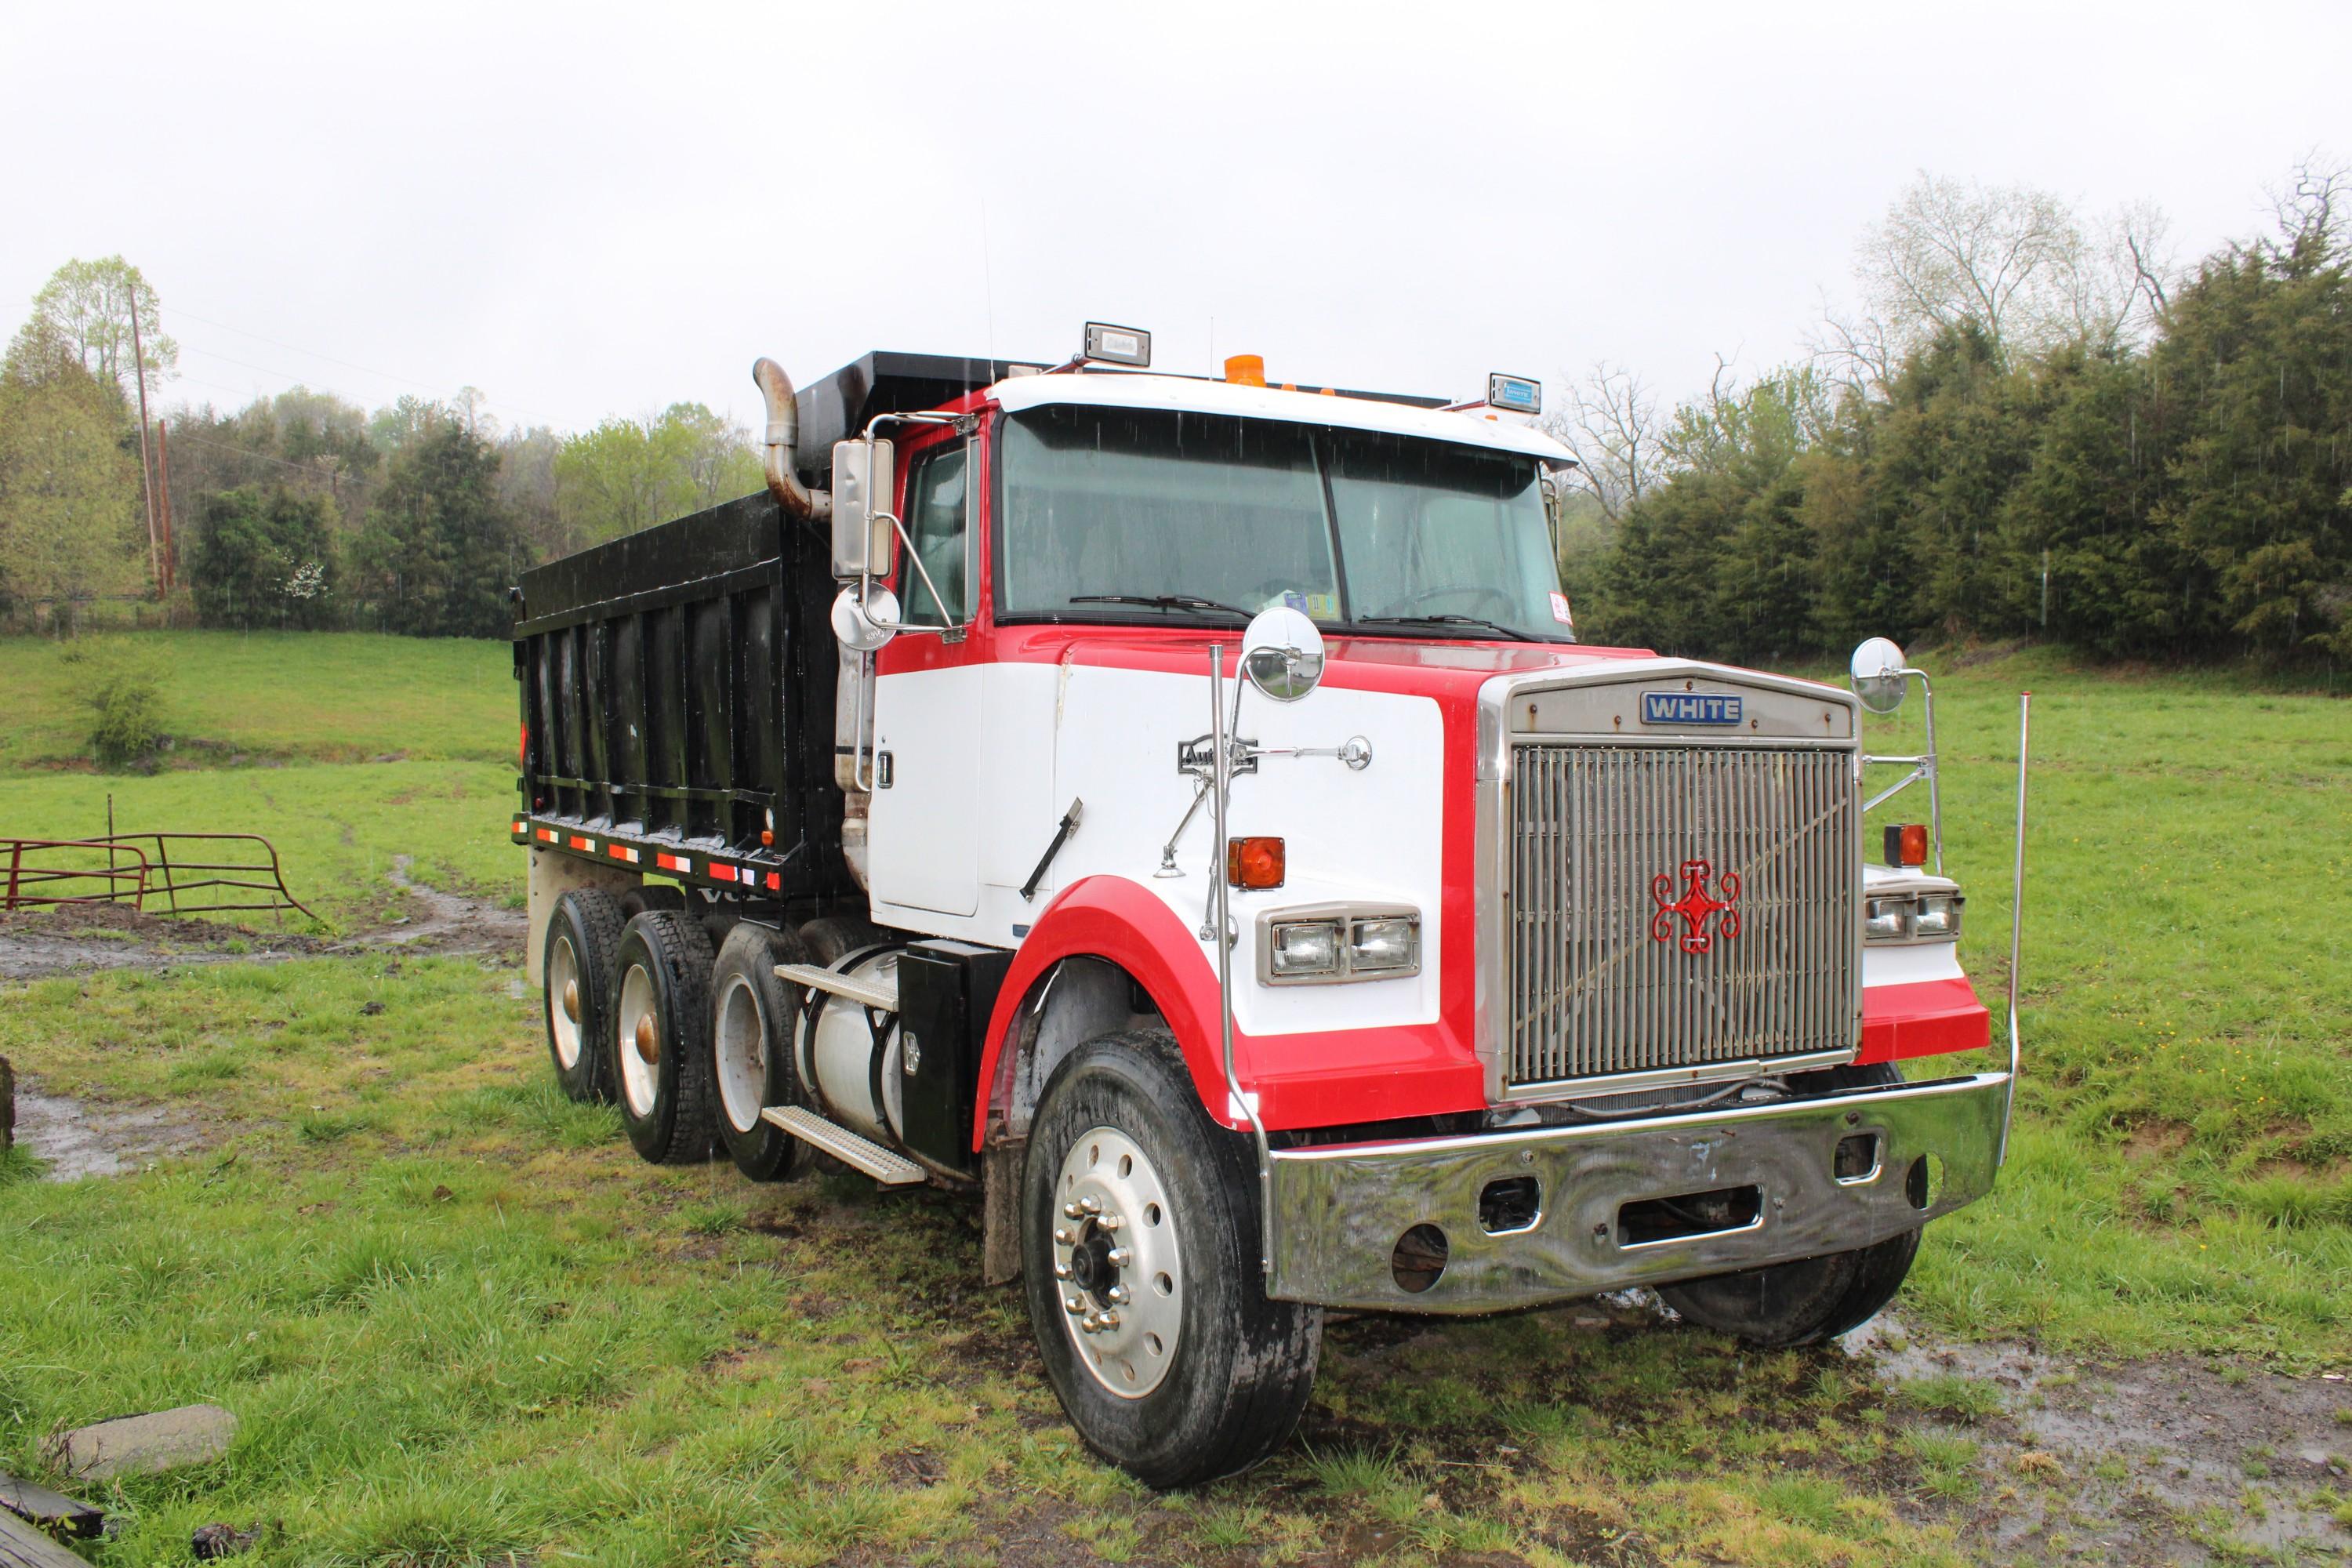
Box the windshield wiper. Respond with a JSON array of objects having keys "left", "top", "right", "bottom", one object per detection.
[
  {"left": 1355, "top": 613, "right": 1537, "bottom": 642},
  {"left": 1069, "top": 593, "right": 1250, "bottom": 619}
]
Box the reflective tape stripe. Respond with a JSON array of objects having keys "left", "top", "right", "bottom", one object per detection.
[
  {"left": 656, "top": 852, "right": 691, "bottom": 873},
  {"left": 608, "top": 844, "right": 639, "bottom": 863},
  {"left": 764, "top": 872, "right": 781, "bottom": 891},
  {"left": 536, "top": 827, "right": 558, "bottom": 843},
  {"left": 569, "top": 836, "right": 593, "bottom": 851}
]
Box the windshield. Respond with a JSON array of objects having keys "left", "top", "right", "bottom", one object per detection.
[{"left": 995, "top": 404, "right": 1573, "bottom": 641}]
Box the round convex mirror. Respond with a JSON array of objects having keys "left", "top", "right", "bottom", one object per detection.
[
  {"left": 1849, "top": 636, "right": 1909, "bottom": 714},
  {"left": 1240, "top": 604, "right": 1325, "bottom": 702},
  {"left": 830, "top": 586, "right": 900, "bottom": 653}
]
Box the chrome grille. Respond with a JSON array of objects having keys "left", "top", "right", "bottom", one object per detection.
[{"left": 1507, "top": 743, "right": 1857, "bottom": 1089}]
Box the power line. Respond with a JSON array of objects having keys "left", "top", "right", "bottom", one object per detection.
[
  {"left": 166, "top": 305, "right": 567, "bottom": 427},
  {"left": 169, "top": 430, "right": 363, "bottom": 481}
]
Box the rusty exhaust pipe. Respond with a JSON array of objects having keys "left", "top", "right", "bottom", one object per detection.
[{"left": 752, "top": 357, "right": 831, "bottom": 522}]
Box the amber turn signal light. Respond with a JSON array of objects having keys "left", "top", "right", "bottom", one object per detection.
[
  {"left": 1226, "top": 836, "right": 1286, "bottom": 889},
  {"left": 1883, "top": 823, "right": 1928, "bottom": 867}
]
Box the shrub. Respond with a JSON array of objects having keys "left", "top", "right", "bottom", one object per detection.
[{"left": 60, "top": 637, "right": 172, "bottom": 768}]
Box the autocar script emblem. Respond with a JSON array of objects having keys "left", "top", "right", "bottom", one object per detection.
[{"left": 1650, "top": 858, "right": 1742, "bottom": 953}]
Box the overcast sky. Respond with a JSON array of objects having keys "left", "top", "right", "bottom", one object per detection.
[{"left": 3, "top": 2, "right": 2343, "bottom": 438}]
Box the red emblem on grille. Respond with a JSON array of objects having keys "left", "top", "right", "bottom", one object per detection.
[{"left": 1650, "top": 858, "right": 1741, "bottom": 953}]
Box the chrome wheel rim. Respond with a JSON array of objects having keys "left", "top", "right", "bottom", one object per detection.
[
  {"left": 1053, "top": 1125, "right": 1182, "bottom": 1399},
  {"left": 616, "top": 962, "right": 659, "bottom": 1117},
  {"left": 713, "top": 971, "right": 767, "bottom": 1134},
  {"left": 548, "top": 935, "right": 583, "bottom": 1069}
]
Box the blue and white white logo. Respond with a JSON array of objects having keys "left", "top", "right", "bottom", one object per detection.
[{"left": 1641, "top": 691, "right": 1743, "bottom": 726}]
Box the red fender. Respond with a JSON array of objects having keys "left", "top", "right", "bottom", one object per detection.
[
  {"left": 1857, "top": 978, "right": 1991, "bottom": 1063},
  {"left": 973, "top": 873, "right": 1488, "bottom": 1148}
]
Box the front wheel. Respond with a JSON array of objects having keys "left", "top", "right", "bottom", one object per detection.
[
  {"left": 1657, "top": 1063, "right": 1921, "bottom": 1347},
  {"left": 1022, "top": 1029, "right": 1322, "bottom": 1489}
]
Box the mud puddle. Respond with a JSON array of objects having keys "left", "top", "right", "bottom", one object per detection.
[
  {"left": 8, "top": 1078, "right": 209, "bottom": 1180},
  {"left": 328, "top": 855, "right": 524, "bottom": 957},
  {"left": 0, "top": 900, "right": 327, "bottom": 982},
  {"left": 2, "top": 856, "right": 527, "bottom": 1181},
  {"left": 0, "top": 857, "right": 523, "bottom": 982},
  {"left": 1845, "top": 1315, "right": 2350, "bottom": 1559}
]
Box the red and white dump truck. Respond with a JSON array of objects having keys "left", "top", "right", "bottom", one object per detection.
[{"left": 510, "top": 328, "right": 2026, "bottom": 1486}]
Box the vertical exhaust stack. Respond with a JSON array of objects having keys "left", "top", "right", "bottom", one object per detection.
[
  {"left": 753, "top": 355, "right": 868, "bottom": 887},
  {"left": 752, "top": 358, "right": 833, "bottom": 523}
]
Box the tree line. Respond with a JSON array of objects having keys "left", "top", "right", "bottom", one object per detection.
[
  {"left": 1550, "top": 161, "right": 2352, "bottom": 667},
  {"left": 0, "top": 261, "right": 763, "bottom": 637}
]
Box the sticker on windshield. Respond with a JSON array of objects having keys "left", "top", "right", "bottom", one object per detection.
[
  {"left": 1276, "top": 590, "right": 1310, "bottom": 615},
  {"left": 1548, "top": 591, "right": 1574, "bottom": 626},
  {"left": 1305, "top": 592, "right": 1338, "bottom": 619}
]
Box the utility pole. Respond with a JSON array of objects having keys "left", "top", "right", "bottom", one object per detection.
[
  {"left": 128, "top": 290, "right": 161, "bottom": 597},
  {"left": 156, "top": 419, "right": 177, "bottom": 595}
]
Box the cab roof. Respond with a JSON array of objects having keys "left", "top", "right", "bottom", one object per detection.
[{"left": 989, "top": 370, "right": 1573, "bottom": 464}]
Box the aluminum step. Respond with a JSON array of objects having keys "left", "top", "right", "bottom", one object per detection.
[
  {"left": 759, "top": 1104, "right": 925, "bottom": 1185},
  {"left": 774, "top": 962, "right": 898, "bottom": 1013}
]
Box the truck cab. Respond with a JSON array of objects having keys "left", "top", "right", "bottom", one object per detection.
[{"left": 513, "top": 335, "right": 2018, "bottom": 1489}]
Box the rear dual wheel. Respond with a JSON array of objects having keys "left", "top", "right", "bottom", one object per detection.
[
  {"left": 710, "top": 921, "right": 815, "bottom": 1182},
  {"left": 543, "top": 889, "right": 624, "bottom": 1103},
  {"left": 612, "top": 911, "right": 720, "bottom": 1164}
]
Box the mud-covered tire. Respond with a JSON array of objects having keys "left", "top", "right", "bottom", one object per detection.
[
  {"left": 1657, "top": 1064, "right": 1921, "bottom": 1347},
  {"left": 1022, "top": 1029, "right": 1322, "bottom": 1488},
  {"left": 620, "top": 883, "right": 688, "bottom": 920},
  {"left": 709, "top": 921, "right": 815, "bottom": 1182},
  {"left": 612, "top": 911, "right": 720, "bottom": 1165},
  {"left": 543, "top": 888, "right": 625, "bottom": 1103},
  {"left": 799, "top": 913, "right": 887, "bottom": 967}
]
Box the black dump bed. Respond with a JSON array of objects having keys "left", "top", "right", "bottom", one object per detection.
[{"left": 512, "top": 491, "right": 855, "bottom": 903}]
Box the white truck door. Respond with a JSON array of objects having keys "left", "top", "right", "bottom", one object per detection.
[{"left": 866, "top": 438, "right": 982, "bottom": 917}]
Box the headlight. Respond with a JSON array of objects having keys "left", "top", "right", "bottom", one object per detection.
[
  {"left": 1347, "top": 917, "right": 1418, "bottom": 973},
  {"left": 1863, "top": 890, "right": 1962, "bottom": 943},
  {"left": 1259, "top": 906, "right": 1421, "bottom": 984},
  {"left": 1269, "top": 921, "right": 1340, "bottom": 977},
  {"left": 1911, "top": 892, "right": 1962, "bottom": 938}
]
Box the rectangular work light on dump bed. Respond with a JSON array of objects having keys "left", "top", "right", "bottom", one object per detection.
[{"left": 1083, "top": 321, "right": 1152, "bottom": 367}]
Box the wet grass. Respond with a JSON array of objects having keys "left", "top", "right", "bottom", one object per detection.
[
  {"left": 2, "top": 630, "right": 518, "bottom": 931},
  {"left": 1832, "top": 644, "right": 2352, "bottom": 1362},
  {"left": 5, "top": 955, "right": 2006, "bottom": 1568},
  {"left": 0, "top": 630, "right": 513, "bottom": 769},
  {"left": 2, "top": 633, "right": 2348, "bottom": 1560}
]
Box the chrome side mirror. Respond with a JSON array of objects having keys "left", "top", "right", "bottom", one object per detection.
[
  {"left": 1242, "top": 605, "right": 1325, "bottom": 702},
  {"left": 831, "top": 585, "right": 900, "bottom": 652},
  {"left": 1849, "top": 636, "right": 1909, "bottom": 714},
  {"left": 829, "top": 438, "right": 896, "bottom": 578}
]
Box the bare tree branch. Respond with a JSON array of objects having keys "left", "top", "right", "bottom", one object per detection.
[{"left": 1541, "top": 362, "right": 1664, "bottom": 524}]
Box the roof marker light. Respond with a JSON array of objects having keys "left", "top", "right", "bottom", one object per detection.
[{"left": 1225, "top": 354, "right": 1266, "bottom": 387}]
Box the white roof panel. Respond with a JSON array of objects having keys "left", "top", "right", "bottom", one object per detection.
[{"left": 989, "top": 372, "right": 1573, "bottom": 463}]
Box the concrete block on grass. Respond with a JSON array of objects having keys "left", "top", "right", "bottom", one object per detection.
[{"left": 46, "top": 1405, "right": 236, "bottom": 1481}]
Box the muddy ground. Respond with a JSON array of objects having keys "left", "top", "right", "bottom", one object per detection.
[
  {"left": 2, "top": 892, "right": 2345, "bottom": 1563},
  {"left": 0, "top": 855, "right": 523, "bottom": 982},
  {"left": 2, "top": 869, "right": 524, "bottom": 1176}
]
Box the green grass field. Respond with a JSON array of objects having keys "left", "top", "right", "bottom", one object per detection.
[
  {"left": 2, "top": 631, "right": 2347, "bottom": 1565},
  {"left": 0, "top": 632, "right": 519, "bottom": 929}
]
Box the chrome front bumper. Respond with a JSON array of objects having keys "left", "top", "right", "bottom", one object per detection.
[{"left": 1265, "top": 1072, "right": 2009, "bottom": 1313}]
